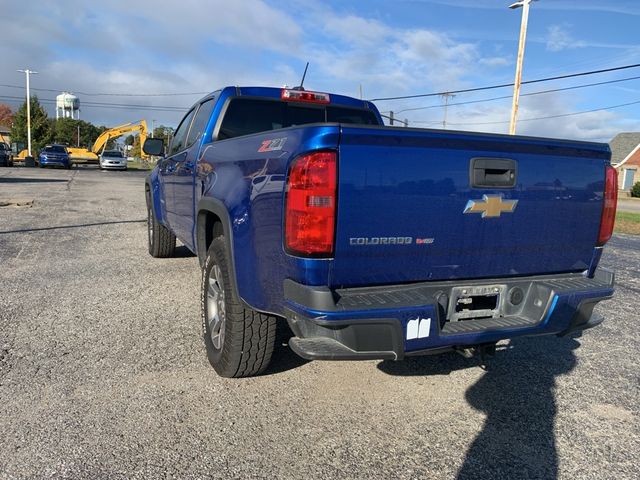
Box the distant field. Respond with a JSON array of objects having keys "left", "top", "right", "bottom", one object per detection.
[{"left": 615, "top": 211, "right": 640, "bottom": 235}]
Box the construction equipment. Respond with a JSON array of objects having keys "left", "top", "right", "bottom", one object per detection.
[{"left": 68, "top": 120, "right": 148, "bottom": 163}]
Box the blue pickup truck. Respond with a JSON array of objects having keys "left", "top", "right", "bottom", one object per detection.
[{"left": 143, "top": 86, "right": 617, "bottom": 378}]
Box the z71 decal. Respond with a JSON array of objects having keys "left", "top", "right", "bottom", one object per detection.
[{"left": 258, "top": 137, "right": 287, "bottom": 153}]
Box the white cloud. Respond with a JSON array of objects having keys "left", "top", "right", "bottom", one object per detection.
[
  {"left": 404, "top": 0, "right": 640, "bottom": 16},
  {"left": 0, "top": 0, "right": 636, "bottom": 141},
  {"left": 411, "top": 92, "right": 630, "bottom": 142},
  {"left": 479, "top": 57, "right": 511, "bottom": 67},
  {"left": 546, "top": 24, "right": 587, "bottom": 52},
  {"left": 322, "top": 15, "right": 390, "bottom": 47}
]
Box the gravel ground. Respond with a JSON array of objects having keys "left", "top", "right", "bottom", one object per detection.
[{"left": 0, "top": 166, "right": 638, "bottom": 479}]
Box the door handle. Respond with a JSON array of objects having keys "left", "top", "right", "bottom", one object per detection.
[{"left": 470, "top": 158, "right": 517, "bottom": 188}]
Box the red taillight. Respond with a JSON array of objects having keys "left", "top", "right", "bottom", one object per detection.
[
  {"left": 597, "top": 165, "right": 618, "bottom": 246},
  {"left": 281, "top": 88, "right": 330, "bottom": 104},
  {"left": 285, "top": 151, "right": 337, "bottom": 256}
]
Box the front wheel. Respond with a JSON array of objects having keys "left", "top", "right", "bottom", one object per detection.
[
  {"left": 146, "top": 198, "right": 175, "bottom": 258},
  {"left": 202, "top": 237, "right": 276, "bottom": 378}
]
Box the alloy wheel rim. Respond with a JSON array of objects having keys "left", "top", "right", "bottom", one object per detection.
[{"left": 207, "top": 264, "right": 226, "bottom": 350}]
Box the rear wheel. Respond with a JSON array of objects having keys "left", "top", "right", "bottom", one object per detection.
[
  {"left": 202, "top": 237, "right": 277, "bottom": 378},
  {"left": 146, "top": 195, "right": 176, "bottom": 258}
]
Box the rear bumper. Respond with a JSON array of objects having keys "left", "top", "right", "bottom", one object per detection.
[
  {"left": 100, "top": 163, "right": 127, "bottom": 170},
  {"left": 284, "top": 269, "right": 614, "bottom": 361}
]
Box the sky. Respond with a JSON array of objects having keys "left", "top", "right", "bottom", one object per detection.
[{"left": 1, "top": 0, "right": 639, "bottom": 141}]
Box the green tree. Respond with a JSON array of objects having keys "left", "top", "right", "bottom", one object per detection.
[
  {"left": 153, "top": 125, "right": 174, "bottom": 145},
  {"left": 130, "top": 135, "right": 141, "bottom": 158},
  {"left": 51, "top": 118, "right": 108, "bottom": 149},
  {"left": 631, "top": 181, "right": 640, "bottom": 198},
  {"left": 10, "top": 96, "right": 52, "bottom": 154}
]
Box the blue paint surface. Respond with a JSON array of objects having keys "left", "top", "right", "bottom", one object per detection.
[{"left": 147, "top": 85, "right": 613, "bottom": 348}]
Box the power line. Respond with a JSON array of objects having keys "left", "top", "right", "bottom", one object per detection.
[
  {"left": 0, "top": 95, "right": 187, "bottom": 112},
  {"left": 369, "top": 63, "right": 640, "bottom": 102},
  {"left": 395, "top": 75, "right": 640, "bottom": 113},
  {"left": 0, "top": 83, "right": 208, "bottom": 97},
  {"left": 410, "top": 99, "right": 640, "bottom": 126}
]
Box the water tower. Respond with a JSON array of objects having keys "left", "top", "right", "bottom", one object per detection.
[{"left": 56, "top": 92, "right": 80, "bottom": 120}]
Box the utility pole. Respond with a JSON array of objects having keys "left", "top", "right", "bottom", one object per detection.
[
  {"left": 389, "top": 111, "right": 395, "bottom": 126},
  {"left": 17, "top": 69, "right": 38, "bottom": 157},
  {"left": 508, "top": 0, "right": 538, "bottom": 135},
  {"left": 77, "top": 125, "right": 80, "bottom": 148},
  {"left": 151, "top": 119, "right": 156, "bottom": 138},
  {"left": 441, "top": 92, "right": 455, "bottom": 129},
  {"left": 165, "top": 128, "right": 171, "bottom": 155}
]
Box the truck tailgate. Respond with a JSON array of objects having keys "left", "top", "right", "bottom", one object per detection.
[{"left": 330, "top": 126, "right": 610, "bottom": 287}]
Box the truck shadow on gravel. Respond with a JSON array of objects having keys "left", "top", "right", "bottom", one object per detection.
[
  {"left": 172, "top": 245, "right": 197, "bottom": 258},
  {"left": 0, "top": 177, "right": 70, "bottom": 183},
  {"left": 262, "top": 321, "right": 309, "bottom": 376},
  {"left": 378, "top": 336, "right": 579, "bottom": 479}
]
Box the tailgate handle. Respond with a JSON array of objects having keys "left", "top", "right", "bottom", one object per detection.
[{"left": 470, "top": 157, "right": 517, "bottom": 188}]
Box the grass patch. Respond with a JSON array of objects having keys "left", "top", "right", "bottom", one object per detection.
[{"left": 615, "top": 211, "right": 640, "bottom": 235}]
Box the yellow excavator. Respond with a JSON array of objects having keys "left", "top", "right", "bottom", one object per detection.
[{"left": 68, "top": 120, "right": 149, "bottom": 164}]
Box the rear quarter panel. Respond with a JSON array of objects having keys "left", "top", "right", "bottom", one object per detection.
[{"left": 196, "top": 124, "right": 340, "bottom": 313}]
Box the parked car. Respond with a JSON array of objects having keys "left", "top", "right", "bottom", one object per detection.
[
  {"left": 0, "top": 142, "right": 13, "bottom": 167},
  {"left": 143, "top": 86, "right": 616, "bottom": 378},
  {"left": 38, "top": 145, "right": 71, "bottom": 169},
  {"left": 99, "top": 150, "right": 128, "bottom": 170}
]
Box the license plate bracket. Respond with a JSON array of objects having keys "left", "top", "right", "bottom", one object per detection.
[{"left": 447, "top": 284, "right": 507, "bottom": 322}]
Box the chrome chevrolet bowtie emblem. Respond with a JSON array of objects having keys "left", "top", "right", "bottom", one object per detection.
[{"left": 463, "top": 194, "right": 518, "bottom": 218}]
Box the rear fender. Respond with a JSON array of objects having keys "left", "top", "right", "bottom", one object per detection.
[
  {"left": 145, "top": 170, "right": 167, "bottom": 226},
  {"left": 197, "top": 197, "right": 252, "bottom": 308},
  {"left": 196, "top": 197, "right": 233, "bottom": 268}
]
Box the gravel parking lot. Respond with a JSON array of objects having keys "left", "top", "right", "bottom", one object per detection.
[{"left": 1, "top": 166, "right": 638, "bottom": 479}]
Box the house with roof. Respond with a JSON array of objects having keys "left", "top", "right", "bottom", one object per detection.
[{"left": 610, "top": 132, "right": 640, "bottom": 194}]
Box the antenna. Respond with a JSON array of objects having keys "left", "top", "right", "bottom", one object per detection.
[{"left": 294, "top": 62, "right": 309, "bottom": 91}]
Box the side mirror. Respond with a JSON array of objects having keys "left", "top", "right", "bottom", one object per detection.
[{"left": 143, "top": 138, "right": 165, "bottom": 156}]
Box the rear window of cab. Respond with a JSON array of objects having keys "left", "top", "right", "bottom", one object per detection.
[{"left": 217, "top": 99, "right": 379, "bottom": 140}]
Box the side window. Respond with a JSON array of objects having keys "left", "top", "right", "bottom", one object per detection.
[
  {"left": 186, "top": 98, "right": 216, "bottom": 147},
  {"left": 169, "top": 108, "right": 196, "bottom": 156},
  {"left": 218, "top": 100, "right": 284, "bottom": 140}
]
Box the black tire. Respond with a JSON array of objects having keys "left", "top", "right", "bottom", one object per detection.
[
  {"left": 202, "top": 237, "right": 277, "bottom": 378},
  {"left": 146, "top": 196, "right": 176, "bottom": 258}
]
